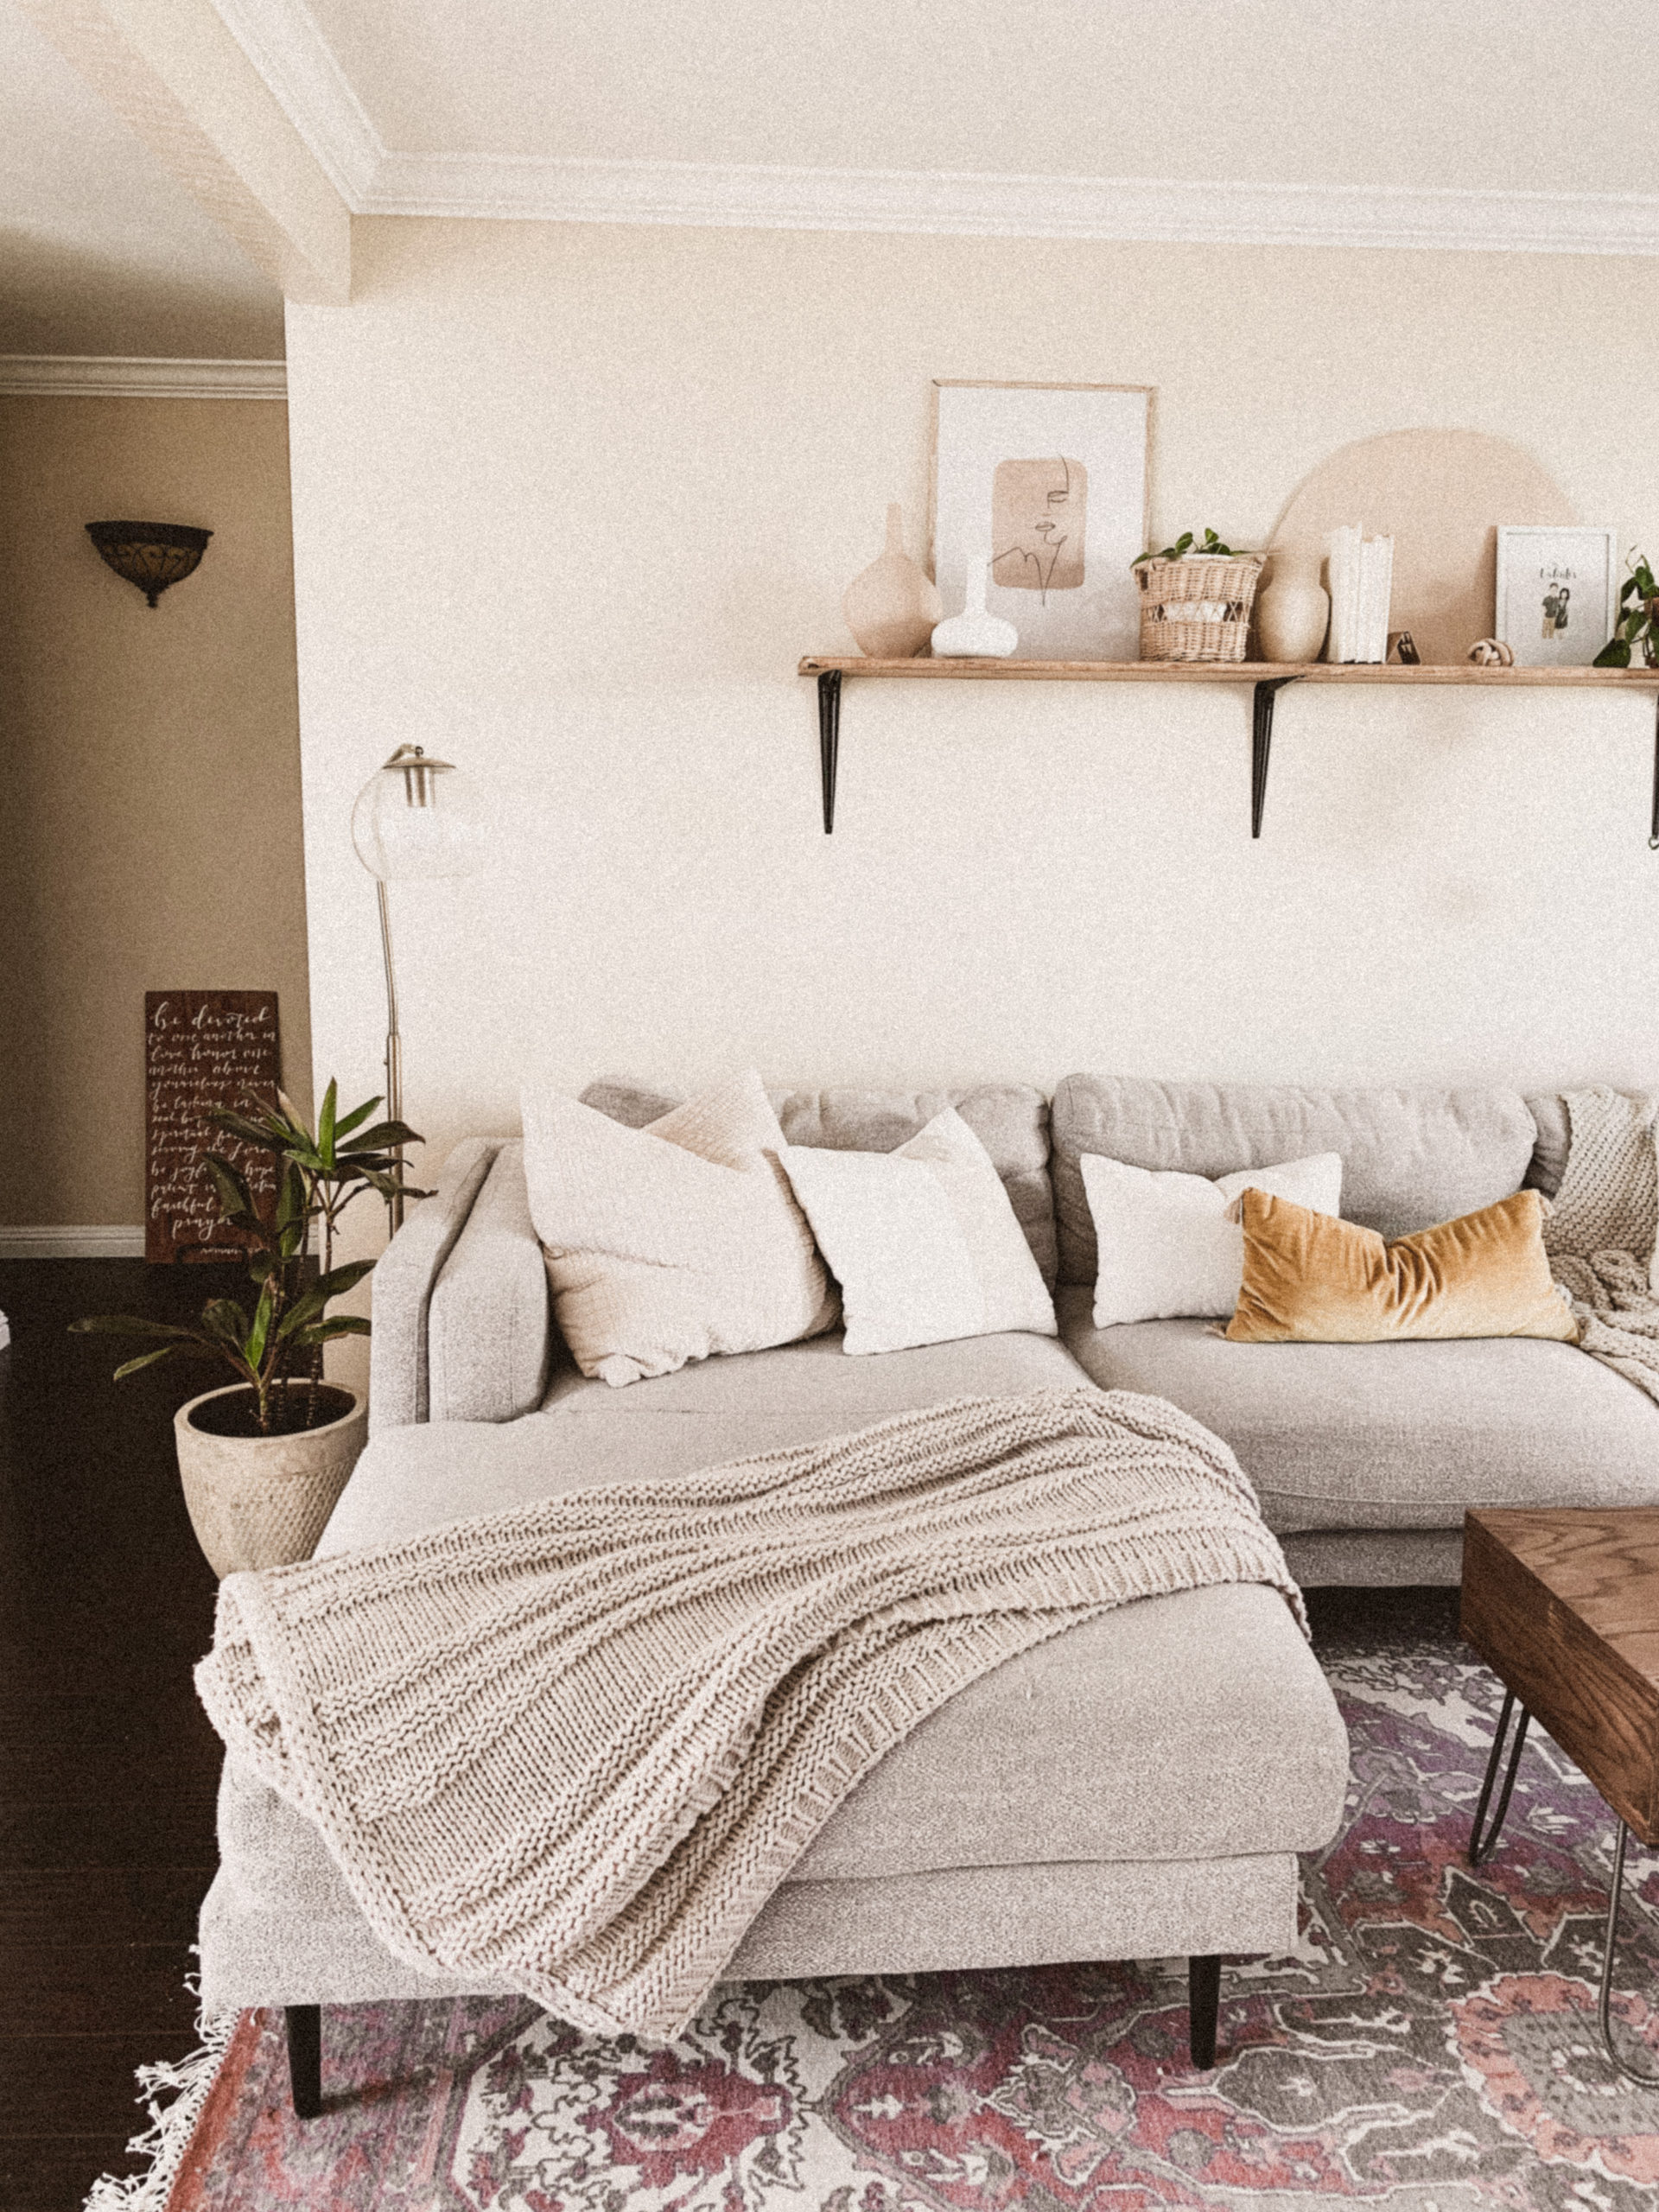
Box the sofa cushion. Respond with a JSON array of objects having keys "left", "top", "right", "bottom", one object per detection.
[
  {"left": 1057, "top": 1284, "right": 1659, "bottom": 1531},
  {"left": 322, "top": 1327, "right": 1093, "bottom": 1552},
  {"left": 213, "top": 1580, "right": 1344, "bottom": 1949},
  {"left": 584, "top": 1079, "right": 1058, "bottom": 1287},
  {"left": 1052, "top": 1075, "right": 1540, "bottom": 1285}
]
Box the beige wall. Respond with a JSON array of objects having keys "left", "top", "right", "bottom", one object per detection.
[
  {"left": 283, "top": 221, "right": 1659, "bottom": 1222},
  {"left": 0, "top": 393, "right": 311, "bottom": 1226}
]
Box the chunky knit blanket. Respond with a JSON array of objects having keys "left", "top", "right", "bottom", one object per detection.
[
  {"left": 1545, "top": 1084, "right": 1659, "bottom": 1403},
  {"left": 196, "top": 1387, "right": 1300, "bottom": 2039}
]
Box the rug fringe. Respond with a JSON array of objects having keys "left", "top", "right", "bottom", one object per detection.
[{"left": 82, "top": 1982, "right": 238, "bottom": 2212}]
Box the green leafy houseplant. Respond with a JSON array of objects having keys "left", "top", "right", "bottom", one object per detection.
[
  {"left": 72, "top": 1082, "right": 425, "bottom": 1437},
  {"left": 1592, "top": 550, "right": 1659, "bottom": 667},
  {"left": 1133, "top": 528, "right": 1252, "bottom": 569}
]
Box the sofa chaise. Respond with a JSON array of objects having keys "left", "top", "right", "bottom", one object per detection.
[{"left": 199, "top": 1075, "right": 1659, "bottom": 2113}]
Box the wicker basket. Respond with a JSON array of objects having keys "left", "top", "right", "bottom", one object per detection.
[{"left": 1136, "top": 552, "right": 1265, "bottom": 663}]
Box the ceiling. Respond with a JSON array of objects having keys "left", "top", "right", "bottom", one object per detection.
[
  {"left": 0, "top": 0, "right": 283, "bottom": 359},
  {"left": 287, "top": 0, "right": 1657, "bottom": 195},
  {"left": 4, "top": 1, "right": 1659, "bottom": 360}
]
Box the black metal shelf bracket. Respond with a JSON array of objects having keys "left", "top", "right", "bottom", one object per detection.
[
  {"left": 817, "top": 669, "right": 842, "bottom": 834},
  {"left": 1251, "top": 676, "right": 1304, "bottom": 840}
]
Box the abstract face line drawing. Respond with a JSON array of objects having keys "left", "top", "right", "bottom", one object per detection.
[{"left": 991, "top": 455, "right": 1088, "bottom": 600}]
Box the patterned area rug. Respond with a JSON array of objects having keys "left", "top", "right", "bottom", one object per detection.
[{"left": 138, "top": 1612, "right": 1659, "bottom": 2211}]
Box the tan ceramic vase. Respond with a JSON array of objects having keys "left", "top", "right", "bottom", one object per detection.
[
  {"left": 842, "top": 503, "right": 942, "bottom": 658},
  {"left": 175, "top": 1384, "right": 368, "bottom": 1577},
  {"left": 1256, "top": 558, "right": 1331, "bottom": 664}
]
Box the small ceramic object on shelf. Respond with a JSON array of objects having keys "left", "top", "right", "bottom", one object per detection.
[
  {"left": 931, "top": 555, "right": 1018, "bottom": 658},
  {"left": 1255, "top": 558, "right": 1330, "bottom": 664},
  {"left": 1388, "top": 631, "right": 1421, "bottom": 664},
  {"left": 842, "top": 503, "right": 942, "bottom": 659},
  {"left": 1468, "top": 638, "right": 1515, "bottom": 666}
]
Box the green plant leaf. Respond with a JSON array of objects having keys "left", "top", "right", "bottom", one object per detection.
[
  {"left": 330, "top": 1096, "right": 381, "bottom": 1141},
  {"left": 245, "top": 1285, "right": 274, "bottom": 1370},
  {"left": 70, "top": 1313, "right": 202, "bottom": 1339},
  {"left": 294, "top": 1315, "right": 372, "bottom": 1344},
  {"left": 1594, "top": 638, "right": 1633, "bottom": 667},
  {"left": 113, "top": 1346, "right": 182, "bottom": 1380},
  {"left": 317, "top": 1077, "right": 338, "bottom": 1170}
]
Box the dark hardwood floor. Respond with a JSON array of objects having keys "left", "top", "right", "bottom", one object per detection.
[{"left": 0, "top": 1260, "right": 241, "bottom": 2212}]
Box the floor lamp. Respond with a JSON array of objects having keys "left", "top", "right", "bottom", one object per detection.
[{"left": 350, "top": 744, "right": 485, "bottom": 1232}]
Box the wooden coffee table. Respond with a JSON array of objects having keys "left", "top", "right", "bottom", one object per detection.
[{"left": 1461, "top": 1506, "right": 1659, "bottom": 2084}]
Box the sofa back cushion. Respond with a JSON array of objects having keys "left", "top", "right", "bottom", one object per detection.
[
  {"left": 1051, "top": 1074, "right": 1539, "bottom": 1286},
  {"left": 583, "top": 1080, "right": 1058, "bottom": 1287}
]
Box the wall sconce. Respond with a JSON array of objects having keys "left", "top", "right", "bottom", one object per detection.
[{"left": 85, "top": 520, "right": 213, "bottom": 607}]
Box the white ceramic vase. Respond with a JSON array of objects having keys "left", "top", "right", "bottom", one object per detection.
[
  {"left": 842, "top": 504, "right": 942, "bottom": 659},
  {"left": 175, "top": 1382, "right": 368, "bottom": 1577},
  {"left": 1256, "top": 562, "right": 1331, "bottom": 664},
  {"left": 931, "top": 557, "right": 1018, "bottom": 658}
]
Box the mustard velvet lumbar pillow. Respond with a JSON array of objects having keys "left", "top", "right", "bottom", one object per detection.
[
  {"left": 1225, "top": 1186, "right": 1579, "bottom": 1344},
  {"left": 521, "top": 1068, "right": 840, "bottom": 1386}
]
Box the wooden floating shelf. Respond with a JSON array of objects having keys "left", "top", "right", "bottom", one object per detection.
[{"left": 797, "top": 657, "right": 1659, "bottom": 836}]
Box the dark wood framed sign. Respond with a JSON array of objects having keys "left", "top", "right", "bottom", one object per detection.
[{"left": 144, "top": 991, "right": 282, "bottom": 1263}]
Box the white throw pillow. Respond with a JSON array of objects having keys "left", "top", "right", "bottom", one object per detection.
[
  {"left": 779, "top": 1107, "right": 1057, "bottom": 1356},
  {"left": 521, "top": 1069, "right": 838, "bottom": 1386},
  {"left": 1082, "top": 1150, "right": 1344, "bottom": 1326}
]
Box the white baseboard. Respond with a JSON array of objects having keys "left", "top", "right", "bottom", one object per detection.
[{"left": 0, "top": 1226, "right": 147, "bottom": 1259}]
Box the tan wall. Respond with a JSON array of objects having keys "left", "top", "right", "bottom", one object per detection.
[
  {"left": 0, "top": 393, "right": 310, "bottom": 1226},
  {"left": 285, "top": 220, "right": 1659, "bottom": 1203}
]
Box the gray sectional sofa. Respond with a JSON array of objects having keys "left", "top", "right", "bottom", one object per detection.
[{"left": 199, "top": 1074, "right": 1659, "bottom": 2107}]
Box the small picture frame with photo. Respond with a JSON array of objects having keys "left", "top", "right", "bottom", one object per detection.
[{"left": 1495, "top": 526, "right": 1618, "bottom": 669}]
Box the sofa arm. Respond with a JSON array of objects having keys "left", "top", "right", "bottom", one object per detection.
[
  {"left": 428, "top": 1141, "right": 554, "bottom": 1425},
  {"left": 368, "top": 1138, "right": 501, "bottom": 1434}
]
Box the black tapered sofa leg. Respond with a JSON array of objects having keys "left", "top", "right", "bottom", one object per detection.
[
  {"left": 1188, "top": 1955, "right": 1221, "bottom": 2069},
  {"left": 285, "top": 2003, "right": 323, "bottom": 2118}
]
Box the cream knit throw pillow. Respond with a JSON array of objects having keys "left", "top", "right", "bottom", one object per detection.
[{"left": 522, "top": 1069, "right": 839, "bottom": 1386}]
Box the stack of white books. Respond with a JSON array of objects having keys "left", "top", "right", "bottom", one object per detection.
[{"left": 1325, "top": 525, "right": 1394, "bottom": 664}]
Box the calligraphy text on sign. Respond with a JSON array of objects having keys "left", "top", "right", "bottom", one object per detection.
[{"left": 144, "top": 991, "right": 282, "bottom": 1264}]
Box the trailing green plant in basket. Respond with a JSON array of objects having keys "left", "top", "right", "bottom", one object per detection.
[
  {"left": 1592, "top": 549, "right": 1659, "bottom": 667},
  {"left": 71, "top": 1081, "right": 427, "bottom": 1436},
  {"left": 1132, "top": 528, "right": 1253, "bottom": 569}
]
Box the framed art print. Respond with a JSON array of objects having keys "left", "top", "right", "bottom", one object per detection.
[
  {"left": 931, "top": 381, "right": 1153, "bottom": 660},
  {"left": 1496, "top": 526, "right": 1617, "bottom": 668}
]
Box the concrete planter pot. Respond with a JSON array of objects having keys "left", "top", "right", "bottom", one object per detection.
[{"left": 175, "top": 1383, "right": 368, "bottom": 1578}]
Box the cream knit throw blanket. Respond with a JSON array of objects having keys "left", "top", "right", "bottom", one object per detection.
[
  {"left": 196, "top": 1387, "right": 1300, "bottom": 2039},
  {"left": 1545, "top": 1084, "right": 1659, "bottom": 1403}
]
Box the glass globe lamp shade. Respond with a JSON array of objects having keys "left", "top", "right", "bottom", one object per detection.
[{"left": 351, "top": 745, "right": 486, "bottom": 881}]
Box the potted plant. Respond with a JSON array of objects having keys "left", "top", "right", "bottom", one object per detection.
[
  {"left": 1592, "top": 550, "right": 1659, "bottom": 667},
  {"left": 1132, "top": 528, "right": 1265, "bottom": 664},
  {"left": 73, "top": 1083, "right": 424, "bottom": 1577}
]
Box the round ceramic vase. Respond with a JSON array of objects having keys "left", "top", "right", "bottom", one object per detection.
[
  {"left": 931, "top": 557, "right": 1019, "bottom": 658},
  {"left": 175, "top": 1384, "right": 369, "bottom": 1578},
  {"left": 842, "top": 504, "right": 942, "bottom": 659},
  {"left": 1256, "top": 565, "right": 1331, "bottom": 664}
]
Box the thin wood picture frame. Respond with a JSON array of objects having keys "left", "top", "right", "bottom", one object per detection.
[{"left": 929, "top": 379, "right": 1155, "bottom": 661}]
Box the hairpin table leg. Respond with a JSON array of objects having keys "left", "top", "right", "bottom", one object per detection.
[
  {"left": 1469, "top": 1688, "right": 1530, "bottom": 1866},
  {"left": 817, "top": 669, "right": 842, "bottom": 834},
  {"left": 1598, "top": 1820, "right": 1659, "bottom": 2083},
  {"left": 1649, "top": 691, "right": 1659, "bottom": 849}
]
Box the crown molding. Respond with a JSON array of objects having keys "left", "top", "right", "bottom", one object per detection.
[
  {"left": 0, "top": 356, "right": 287, "bottom": 397},
  {"left": 207, "top": 2, "right": 1659, "bottom": 257},
  {"left": 209, "top": 0, "right": 380, "bottom": 204},
  {"left": 358, "top": 157, "right": 1659, "bottom": 255},
  {"left": 0, "top": 1225, "right": 144, "bottom": 1259}
]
